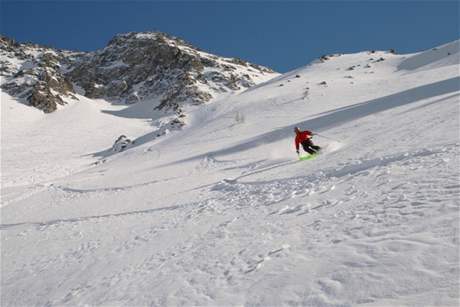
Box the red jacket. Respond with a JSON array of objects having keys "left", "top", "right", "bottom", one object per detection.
[{"left": 295, "top": 130, "right": 313, "bottom": 150}]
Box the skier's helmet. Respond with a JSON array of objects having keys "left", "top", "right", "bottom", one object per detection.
[{"left": 294, "top": 127, "right": 301, "bottom": 133}]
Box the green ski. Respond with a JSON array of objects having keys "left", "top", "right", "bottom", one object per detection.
[{"left": 299, "top": 153, "right": 318, "bottom": 161}]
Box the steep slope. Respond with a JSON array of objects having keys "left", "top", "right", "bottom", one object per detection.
[
  {"left": 1, "top": 31, "right": 278, "bottom": 189},
  {"left": 2, "top": 40, "right": 459, "bottom": 306}
]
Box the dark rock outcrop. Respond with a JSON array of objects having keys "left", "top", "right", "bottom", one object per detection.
[
  {"left": 0, "top": 36, "right": 80, "bottom": 112},
  {"left": 112, "top": 135, "right": 134, "bottom": 152},
  {"left": 1, "top": 32, "right": 278, "bottom": 116},
  {"left": 66, "top": 32, "right": 276, "bottom": 115}
]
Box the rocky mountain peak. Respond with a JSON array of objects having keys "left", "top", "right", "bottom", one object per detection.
[
  {"left": 0, "top": 35, "right": 79, "bottom": 112},
  {"left": 1, "top": 32, "right": 278, "bottom": 115}
]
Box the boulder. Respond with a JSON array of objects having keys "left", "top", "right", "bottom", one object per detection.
[{"left": 112, "top": 135, "right": 134, "bottom": 152}]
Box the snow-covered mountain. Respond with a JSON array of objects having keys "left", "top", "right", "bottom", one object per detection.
[
  {"left": 2, "top": 39, "right": 459, "bottom": 306},
  {"left": 0, "top": 32, "right": 277, "bottom": 115}
]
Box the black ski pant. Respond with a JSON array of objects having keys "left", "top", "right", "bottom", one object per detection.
[{"left": 301, "top": 139, "right": 321, "bottom": 154}]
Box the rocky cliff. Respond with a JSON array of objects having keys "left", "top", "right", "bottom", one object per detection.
[
  {"left": 0, "top": 36, "right": 80, "bottom": 112},
  {"left": 0, "top": 32, "right": 278, "bottom": 114}
]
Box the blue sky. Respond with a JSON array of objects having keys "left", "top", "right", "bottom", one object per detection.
[{"left": 1, "top": 1, "right": 459, "bottom": 72}]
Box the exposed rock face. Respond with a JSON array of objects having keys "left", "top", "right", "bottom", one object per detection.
[
  {"left": 67, "top": 32, "right": 276, "bottom": 114},
  {"left": 1, "top": 32, "right": 278, "bottom": 115},
  {"left": 29, "top": 85, "right": 64, "bottom": 113},
  {"left": 0, "top": 36, "right": 80, "bottom": 112}
]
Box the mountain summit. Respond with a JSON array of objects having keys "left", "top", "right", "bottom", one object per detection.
[{"left": 0, "top": 32, "right": 278, "bottom": 114}]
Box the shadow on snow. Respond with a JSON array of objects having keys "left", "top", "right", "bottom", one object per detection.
[{"left": 155, "top": 76, "right": 460, "bottom": 168}]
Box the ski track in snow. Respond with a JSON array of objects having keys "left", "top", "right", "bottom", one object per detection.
[{"left": 2, "top": 143, "right": 458, "bottom": 306}]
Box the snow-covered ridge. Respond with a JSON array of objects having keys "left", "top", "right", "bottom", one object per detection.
[{"left": 398, "top": 39, "right": 460, "bottom": 71}]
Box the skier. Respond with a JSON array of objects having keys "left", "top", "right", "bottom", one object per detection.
[{"left": 294, "top": 127, "right": 321, "bottom": 155}]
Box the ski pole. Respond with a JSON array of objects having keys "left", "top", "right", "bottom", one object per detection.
[{"left": 314, "top": 133, "right": 339, "bottom": 142}]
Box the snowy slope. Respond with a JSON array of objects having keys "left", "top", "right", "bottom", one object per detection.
[
  {"left": 2, "top": 40, "right": 460, "bottom": 306},
  {"left": 1, "top": 93, "right": 155, "bottom": 204}
]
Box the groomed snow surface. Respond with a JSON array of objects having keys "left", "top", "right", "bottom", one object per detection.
[{"left": 2, "top": 41, "right": 460, "bottom": 306}]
